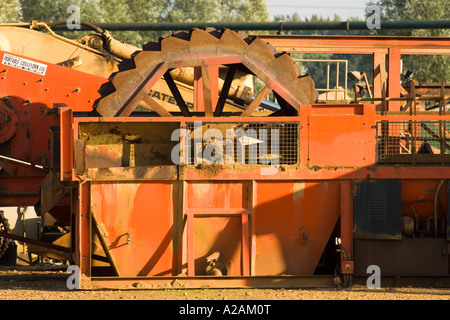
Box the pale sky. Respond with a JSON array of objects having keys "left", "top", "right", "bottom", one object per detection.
[{"left": 266, "top": 0, "right": 370, "bottom": 21}]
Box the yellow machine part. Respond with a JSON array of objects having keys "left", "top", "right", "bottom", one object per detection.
[{"left": 0, "top": 26, "right": 253, "bottom": 114}]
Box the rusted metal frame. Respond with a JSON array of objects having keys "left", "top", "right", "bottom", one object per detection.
[
  {"left": 184, "top": 166, "right": 450, "bottom": 181},
  {"left": 73, "top": 181, "right": 91, "bottom": 277},
  {"left": 359, "top": 96, "right": 450, "bottom": 103},
  {"left": 141, "top": 94, "right": 173, "bottom": 117},
  {"left": 85, "top": 166, "right": 178, "bottom": 181},
  {"left": 340, "top": 180, "right": 353, "bottom": 262},
  {"left": 59, "top": 106, "right": 74, "bottom": 181},
  {"left": 214, "top": 65, "right": 237, "bottom": 117},
  {"left": 193, "top": 67, "right": 204, "bottom": 113},
  {"left": 193, "top": 63, "right": 219, "bottom": 116},
  {"left": 259, "top": 35, "right": 450, "bottom": 55},
  {"left": 364, "top": 104, "right": 377, "bottom": 165},
  {"left": 182, "top": 180, "right": 195, "bottom": 276},
  {"left": 82, "top": 275, "right": 335, "bottom": 289},
  {"left": 121, "top": 64, "right": 169, "bottom": 117},
  {"left": 248, "top": 180, "right": 257, "bottom": 276},
  {"left": 375, "top": 115, "right": 450, "bottom": 122},
  {"left": 299, "top": 105, "right": 311, "bottom": 169},
  {"left": 372, "top": 52, "right": 386, "bottom": 111},
  {"left": 388, "top": 48, "right": 401, "bottom": 112},
  {"left": 163, "top": 70, "right": 192, "bottom": 117},
  {"left": 241, "top": 210, "right": 250, "bottom": 276},
  {"left": 73, "top": 116, "right": 182, "bottom": 124},
  {"left": 69, "top": 115, "right": 303, "bottom": 124},
  {"left": 172, "top": 180, "right": 184, "bottom": 276},
  {"left": 241, "top": 84, "right": 272, "bottom": 117},
  {"left": 204, "top": 65, "right": 219, "bottom": 117}
]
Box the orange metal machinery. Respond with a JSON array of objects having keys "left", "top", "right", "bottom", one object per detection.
[{"left": 1, "top": 27, "right": 450, "bottom": 289}]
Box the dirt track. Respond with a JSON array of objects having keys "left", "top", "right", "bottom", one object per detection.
[{"left": 1, "top": 266, "right": 450, "bottom": 301}]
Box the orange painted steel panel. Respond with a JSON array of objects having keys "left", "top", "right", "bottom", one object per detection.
[
  {"left": 259, "top": 35, "right": 450, "bottom": 55},
  {"left": 388, "top": 48, "right": 401, "bottom": 112},
  {"left": 183, "top": 181, "right": 249, "bottom": 276},
  {"left": 253, "top": 180, "right": 340, "bottom": 275},
  {"left": 193, "top": 217, "right": 242, "bottom": 275},
  {"left": 0, "top": 51, "right": 106, "bottom": 112},
  {"left": 186, "top": 181, "right": 248, "bottom": 209},
  {"left": 340, "top": 180, "right": 353, "bottom": 258},
  {"left": 74, "top": 182, "right": 91, "bottom": 276},
  {"left": 59, "top": 107, "right": 73, "bottom": 180},
  {"left": 91, "top": 181, "right": 175, "bottom": 276},
  {"left": 308, "top": 115, "right": 372, "bottom": 168}
]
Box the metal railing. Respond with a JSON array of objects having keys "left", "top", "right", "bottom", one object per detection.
[
  {"left": 294, "top": 59, "right": 349, "bottom": 103},
  {"left": 376, "top": 120, "right": 450, "bottom": 165}
]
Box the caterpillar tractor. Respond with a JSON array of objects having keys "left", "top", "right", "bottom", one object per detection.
[{"left": 0, "top": 22, "right": 316, "bottom": 275}]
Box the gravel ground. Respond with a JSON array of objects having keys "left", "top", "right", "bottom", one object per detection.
[{"left": 1, "top": 265, "right": 450, "bottom": 301}]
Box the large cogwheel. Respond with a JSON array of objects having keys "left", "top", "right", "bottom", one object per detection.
[
  {"left": 0, "top": 210, "right": 11, "bottom": 259},
  {"left": 93, "top": 28, "right": 316, "bottom": 118}
]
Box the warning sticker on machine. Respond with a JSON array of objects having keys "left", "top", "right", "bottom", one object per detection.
[{"left": 2, "top": 53, "right": 47, "bottom": 75}]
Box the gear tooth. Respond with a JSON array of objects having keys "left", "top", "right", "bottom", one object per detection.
[
  {"left": 160, "top": 36, "right": 190, "bottom": 61},
  {"left": 244, "top": 37, "right": 276, "bottom": 73},
  {"left": 236, "top": 30, "right": 250, "bottom": 41},
  {"left": 171, "top": 30, "right": 190, "bottom": 40},
  {"left": 117, "top": 58, "right": 136, "bottom": 72},
  {"left": 292, "top": 75, "right": 316, "bottom": 104},
  {"left": 189, "top": 28, "right": 220, "bottom": 59},
  {"left": 266, "top": 42, "right": 278, "bottom": 55},
  {"left": 93, "top": 27, "right": 316, "bottom": 118},
  {"left": 142, "top": 41, "right": 161, "bottom": 51},
  {"left": 130, "top": 50, "right": 141, "bottom": 59},
  {"left": 110, "top": 69, "right": 143, "bottom": 89},
  {"left": 204, "top": 27, "right": 221, "bottom": 38},
  {"left": 266, "top": 53, "right": 298, "bottom": 84},
  {"left": 217, "top": 28, "right": 248, "bottom": 57},
  {"left": 158, "top": 35, "right": 168, "bottom": 43},
  {"left": 133, "top": 51, "right": 163, "bottom": 77},
  {"left": 97, "top": 81, "right": 116, "bottom": 97}
]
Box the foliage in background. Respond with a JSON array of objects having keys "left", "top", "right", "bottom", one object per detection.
[
  {"left": 1, "top": 0, "right": 448, "bottom": 95},
  {"left": 0, "top": 0, "right": 22, "bottom": 22},
  {"left": 273, "top": 13, "right": 374, "bottom": 96},
  {"left": 367, "top": 0, "right": 450, "bottom": 83}
]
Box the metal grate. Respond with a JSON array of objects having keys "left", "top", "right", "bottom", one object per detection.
[
  {"left": 183, "top": 122, "right": 299, "bottom": 165},
  {"left": 376, "top": 120, "right": 450, "bottom": 165}
]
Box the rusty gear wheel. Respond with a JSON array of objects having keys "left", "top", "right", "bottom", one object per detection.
[
  {"left": 93, "top": 28, "right": 316, "bottom": 118},
  {"left": 0, "top": 210, "right": 11, "bottom": 259}
]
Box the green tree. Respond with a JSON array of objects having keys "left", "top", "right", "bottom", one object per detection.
[
  {"left": 367, "top": 0, "right": 450, "bottom": 83},
  {"left": 0, "top": 0, "right": 22, "bottom": 22},
  {"left": 16, "top": 0, "right": 270, "bottom": 46},
  {"left": 164, "top": 0, "right": 269, "bottom": 23},
  {"left": 272, "top": 14, "right": 373, "bottom": 97}
]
